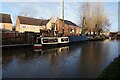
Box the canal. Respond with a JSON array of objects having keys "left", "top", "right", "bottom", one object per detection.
[{"left": 2, "top": 40, "right": 120, "bottom": 78}]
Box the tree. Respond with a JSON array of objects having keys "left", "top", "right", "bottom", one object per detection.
[
  {"left": 79, "top": 2, "right": 91, "bottom": 34},
  {"left": 78, "top": 2, "right": 111, "bottom": 36}
]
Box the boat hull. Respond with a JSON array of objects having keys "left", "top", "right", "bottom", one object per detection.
[
  {"left": 68, "top": 36, "right": 88, "bottom": 42},
  {"left": 33, "top": 44, "right": 42, "bottom": 49}
]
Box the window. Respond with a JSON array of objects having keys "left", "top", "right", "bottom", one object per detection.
[{"left": 61, "top": 38, "right": 68, "bottom": 42}]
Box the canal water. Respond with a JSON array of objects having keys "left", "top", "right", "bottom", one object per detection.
[{"left": 2, "top": 40, "right": 120, "bottom": 78}]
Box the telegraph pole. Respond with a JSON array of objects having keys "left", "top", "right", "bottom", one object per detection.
[{"left": 62, "top": 0, "right": 64, "bottom": 36}]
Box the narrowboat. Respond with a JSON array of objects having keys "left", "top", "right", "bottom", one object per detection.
[
  {"left": 58, "top": 37, "right": 69, "bottom": 44},
  {"left": 33, "top": 37, "right": 69, "bottom": 49},
  {"left": 33, "top": 37, "right": 42, "bottom": 49}
]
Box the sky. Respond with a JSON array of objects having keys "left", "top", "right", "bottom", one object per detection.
[{"left": 0, "top": 0, "right": 119, "bottom": 32}]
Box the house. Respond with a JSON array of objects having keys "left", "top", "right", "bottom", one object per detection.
[
  {"left": 0, "top": 13, "right": 13, "bottom": 31},
  {"left": 16, "top": 16, "right": 50, "bottom": 33},
  {"left": 46, "top": 18, "right": 56, "bottom": 30},
  {"left": 56, "top": 17, "right": 81, "bottom": 36}
]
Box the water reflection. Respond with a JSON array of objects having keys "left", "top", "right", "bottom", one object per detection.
[
  {"left": 3, "top": 46, "right": 69, "bottom": 65},
  {"left": 2, "top": 40, "right": 119, "bottom": 78},
  {"left": 80, "top": 41, "right": 110, "bottom": 77}
]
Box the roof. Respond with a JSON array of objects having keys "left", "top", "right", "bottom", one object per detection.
[
  {"left": 0, "top": 13, "right": 12, "bottom": 23},
  {"left": 59, "top": 19, "right": 78, "bottom": 27},
  {"left": 18, "top": 16, "right": 49, "bottom": 26}
]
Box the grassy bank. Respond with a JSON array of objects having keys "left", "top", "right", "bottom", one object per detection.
[
  {"left": 88, "top": 35, "right": 106, "bottom": 41},
  {"left": 97, "top": 55, "right": 120, "bottom": 79}
]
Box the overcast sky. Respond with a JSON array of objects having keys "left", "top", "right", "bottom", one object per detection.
[{"left": 0, "top": 0, "right": 119, "bottom": 32}]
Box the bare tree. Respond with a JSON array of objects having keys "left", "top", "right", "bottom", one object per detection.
[
  {"left": 78, "top": 2, "right": 91, "bottom": 34},
  {"left": 93, "top": 3, "right": 105, "bottom": 35},
  {"left": 78, "top": 2, "right": 111, "bottom": 36}
]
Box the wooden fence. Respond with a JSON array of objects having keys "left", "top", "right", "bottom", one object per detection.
[{"left": 2, "top": 31, "right": 35, "bottom": 45}]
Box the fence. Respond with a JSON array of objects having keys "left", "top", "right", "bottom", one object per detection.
[{"left": 2, "top": 31, "right": 35, "bottom": 45}]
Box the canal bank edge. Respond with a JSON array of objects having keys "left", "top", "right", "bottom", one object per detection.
[{"left": 97, "top": 55, "right": 120, "bottom": 79}]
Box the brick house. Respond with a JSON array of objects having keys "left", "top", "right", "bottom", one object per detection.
[
  {"left": 16, "top": 16, "right": 50, "bottom": 33},
  {"left": 0, "top": 13, "right": 13, "bottom": 31},
  {"left": 56, "top": 17, "right": 81, "bottom": 36}
]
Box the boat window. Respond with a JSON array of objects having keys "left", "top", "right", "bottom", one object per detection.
[
  {"left": 61, "top": 38, "right": 68, "bottom": 42},
  {"left": 53, "top": 39, "right": 58, "bottom": 42},
  {"left": 43, "top": 39, "right": 48, "bottom": 43},
  {"left": 43, "top": 38, "right": 58, "bottom": 43}
]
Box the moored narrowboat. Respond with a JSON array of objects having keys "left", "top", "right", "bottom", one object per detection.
[{"left": 33, "top": 37, "right": 42, "bottom": 49}]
